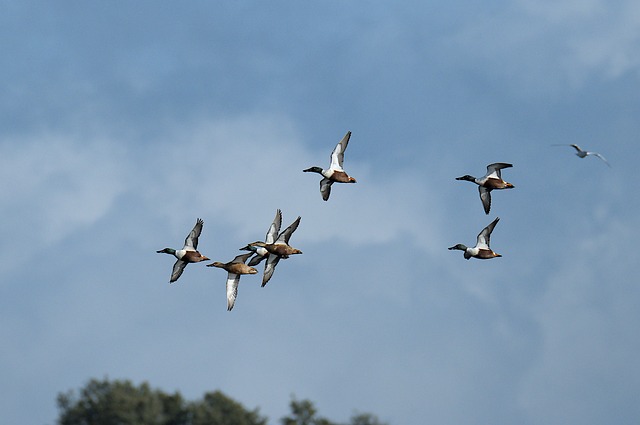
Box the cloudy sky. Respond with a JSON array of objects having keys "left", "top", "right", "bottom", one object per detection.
[{"left": 2, "top": 1, "right": 639, "bottom": 424}]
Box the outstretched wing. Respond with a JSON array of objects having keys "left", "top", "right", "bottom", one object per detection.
[
  {"left": 265, "top": 209, "right": 282, "bottom": 244},
  {"left": 329, "top": 131, "right": 351, "bottom": 171},
  {"left": 589, "top": 152, "right": 611, "bottom": 167},
  {"left": 170, "top": 259, "right": 187, "bottom": 283},
  {"left": 485, "top": 163, "right": 512, "bottom": 179},
  {"left": 226, "top": 273, "right": 240, "bottom": 311},
  {"left": 276, "top": 216, "right": 301, "bottom": 244},
  {"left": 183, "top": 218, "right": 204, "bottom": 250},
  {"left": 477, "top": 217, "right": 500, "bottom": 249},
  {"left": 569, "top": 144, "right": 585, "bottom": 154},
  {"left": 248, "top": 253, "right": 267, "bottom": 267},
  {"left": 231, "top": 252, "right": 253, "bottom": 264},
  {"left": 320, "top": 178, "right": 333, "bottom": 201},
  {"left": 262, "top": 254, "right": 281, "bottom": 287},
  {"left": 478, "top": 186, "right": 491, "bottom": 215}
]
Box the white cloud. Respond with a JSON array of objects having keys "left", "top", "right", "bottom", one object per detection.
[
  {"left": 0, "top": 134, "right": 127, "bottom": 263},
  {"left": 137, "top": 114, "right": 446, "bottom": 251}
]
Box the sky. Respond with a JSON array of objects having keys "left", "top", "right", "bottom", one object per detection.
[{"left": 1, "top": 1, "right": 639, "bottom": 424}]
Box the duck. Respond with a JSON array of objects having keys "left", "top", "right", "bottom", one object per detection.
[
  {"left": 207, "top": 253, "right": 258, "bottom": 311},
  {"left": 243, "top": 209, "right": 282, "bottom": 269},
  {"left": 157, "top": 218, "right": 210, "bottom": 283},
  {"left": 553, "top": 144, "right": 611, "bottom": 167},
  {"left": 303, "top": 130, "right": 357, "bottom": 201},
  {"left": 241, "top": 214, "right": 302, "bottom": 286},
  {"left": 456, "top": 163, "right": 514, "bottom": 214},
  {"left": 448, "top": 217, "right": 502, "bottom": 260}
]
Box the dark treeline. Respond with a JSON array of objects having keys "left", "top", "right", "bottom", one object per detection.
[{"left": 56, "top": 378, "right": 387, "bottom": 425}]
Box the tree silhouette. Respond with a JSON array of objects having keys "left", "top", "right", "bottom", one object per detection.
[
  {"left": 56, "top": 378, "right": 386, "bottom": 425},
  {"left": 57, "top": 378, "right": 265, "bottom": 425}
]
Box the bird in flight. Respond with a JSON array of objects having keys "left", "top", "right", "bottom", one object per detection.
[
  {"left": 553, "top": 144, "right": 611, "bottom": 167},
  {"left": 448, "top": 217, "right": 502, "bottom": 260},
  {"left": 455, "top": 163, "right": 515, "bottom": 214},
  {"left": 157, "top": 218, "right": 210, "bottom": 283},
  {"left": 207, "top": 253, "right": 258, "bottom": 311},
  {"left": 304, "top": 131, "right": 357, "bottom": 201}
]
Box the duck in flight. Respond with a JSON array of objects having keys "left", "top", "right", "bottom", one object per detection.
[
  {"left": 207, "top": 253, "right": 258, "bottom": 311},
  {"left": 244, "top": 209, "right": 282, "bottom": 268},
  {"left": 241, "top": 214, "right": 302, "bottom": 287},
  {"left": 455, "top": 163, "right": 515, "bottom": 214},
  {"left": 448, "top": 217, "right": 502, "bottom": 260},
  {"left": 157, "top": 218, "right": 210, "bottom": 283},
  {"left": 304, "top": 131, "right": 356, "bottom": 201}
]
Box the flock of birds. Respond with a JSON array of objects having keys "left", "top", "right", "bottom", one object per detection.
[
  {"left": 449, "top": 143, "right": 610, "bottom": 260},
  {"left": 157, "top": 131, "right": 355, "bottom": 310},
  {"left": 156, "top": 134, "right": 610, "bottom": 310}
]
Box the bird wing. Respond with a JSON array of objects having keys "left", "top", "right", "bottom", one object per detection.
[
  {"left": 183, "top": 218, "right": 204, "bottom": 250},
  {"left": 262, "top": 254, "right": 281, "bottom": 287},
  {"left": 226, "top": 273, "right": 240, "bottom": 311},
  {"left": 569, "top": 144, "right": 584, "bottom": 154},
  {"left": 276, "top": 216, "right": 301, "bottom": 244},
  {"left": 477, "top": 217, "right": 500, "bottom": 249},
  {"left": 329, "top": 131, "right": 351, "bottom": 171},
  {"left": 588, "top": 152, "right": 611, "bottom": 167},
  {"left": 320, "top": 178, "right": 333, "bottom": 201},
  {"left": 485, "top": 163, "right": 512, "bottom": 179},
  {"left": 231, "top": 252, "right": 253, "bottom": 264},
  {"left": 248, "top": 253, "right": 267, "bottom": 267},
  {"left": 265, "top": 209, "right": 282, "bottom": 244},
  {"left": 170, "top": 259, "right": 187, "bottom": 283},
  {"left": 478, "top": 186, "right": 492, "bottom": 215}
]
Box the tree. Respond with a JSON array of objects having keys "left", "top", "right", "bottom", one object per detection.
[
  {"left": 348, "top": 413, "right": 387, "bottom": 425},
  {"left": 56, "top": 378, "right": 266, "bottom": 425},
  {"left": 189, "top": 390, "right": 267, "bottom": 425},
  {"left": 57, "top": 379, "right": 184, "bottom": 425},
  {"left": 56, "top": 378, "right": 386, "bottom": 425},
  {"left": 280, "top": 398, "right": 335, "bottom": 425},
  {"left": 280, "top": 398, "right": 388, "bottom": 425}
]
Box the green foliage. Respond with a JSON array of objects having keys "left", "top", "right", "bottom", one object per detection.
[
  {"left": 280, "top": 398, "right": 334, "bottom": 425},
  {"left": 348, "top": 412, "right": 387, "bottom": 425},
  {"left": 280, "top": 398, "right": 387, "bottom": 425},
  {"left": 189, "top": 390, "right": 267, "bottom": 425},
  {"left": 56, "top": 378, "right": 266, "bottom": 425},
  {"left": 57, "top": 379, "right": 181, "bottom": 425},
  {"left": 56, "top": 379, "right": 386, "bottom": 425}
]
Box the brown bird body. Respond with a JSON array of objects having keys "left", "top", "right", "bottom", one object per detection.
[{"left": 207, "top": 253, "right": 257, "bottom": 311}]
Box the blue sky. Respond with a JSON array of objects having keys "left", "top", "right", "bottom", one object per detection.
[{"left": 1, "top": 1, "right": 639, "bottom": 424}]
